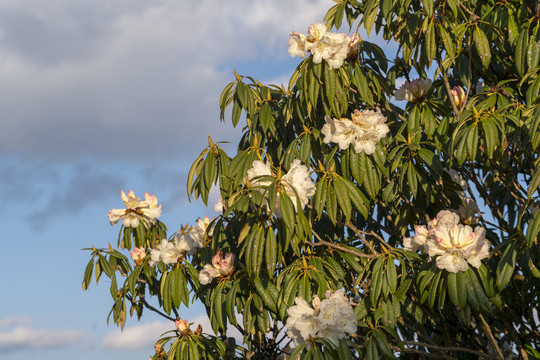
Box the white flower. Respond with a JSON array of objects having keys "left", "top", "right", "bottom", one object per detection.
[
  {"left": 404, "top": 209, "right": 489, "bottom": 272},
  {"left": 288, "top": 22, "right": 359, "bottom": 70},
  {"left": 246, "top": 160, "right": 273, "bottom": 188},
  {"left": 322, "top": 109, "right": 389, "bottom": 155},
  {"left": 246, "top": 159, "right": 315, "bottom": 216},
  {"left": 458, "top": 197, "right": 480, "bottom": 225},
  {"left": 107, "top": 190, "right": 162, "bottom": 228},
  {"left": 427, "top": 224, "right": 490, "bottom": 273},
  {"left": 199, "top": 264, "right": 221, "bottom": 285},
  {"left": 445, "top": 168, "right": 468, "bottom": 197},
  {"left": 199, "top": 250, "right": 235, "bottom": 285},
  {"left": 317, "top": 290, "right": 357, "bottom": 346},
  {"left": 281, "top": 159, "right": 316, "bottom": 211},
  {"left": 286, "top": 290, "right": 356, "bottom": 347},
  {"left": 311, "top": 32, "right": 349, "bottom": 70},
  {"left": 394, "top": 78, "right": 432, "bottom": 101},
  {"left": 306, "top": 23, "right": 327, "bottom": 47},
  {"left": 286, "top": 297, "right": 319, "bottom": 346},
  {"left": 288, "top": 32, "right": 308, "bottom": 58},
  {"left": 214, "top": 197, "right": 225, "bottom": 213}
]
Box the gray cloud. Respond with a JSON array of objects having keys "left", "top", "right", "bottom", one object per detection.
[{"left": 0, "top": 0, "right": 331, "bottom": 164}]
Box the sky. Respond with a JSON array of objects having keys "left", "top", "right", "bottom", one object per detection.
[{"left": 0, "top": 1, "right": 350, "bottom": 359}]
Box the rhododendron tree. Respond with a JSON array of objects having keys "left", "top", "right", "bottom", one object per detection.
[{"left": 83, "top": 0, "right": 540, "bottom": 359}]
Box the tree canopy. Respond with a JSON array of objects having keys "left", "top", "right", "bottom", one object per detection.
[{"left": 83, "top": 0, "right": 540, "bottom": 358}]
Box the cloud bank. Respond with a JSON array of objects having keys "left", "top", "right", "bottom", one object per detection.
[{"left": 0, "top": 317, "right": 84, "bottom": 354}]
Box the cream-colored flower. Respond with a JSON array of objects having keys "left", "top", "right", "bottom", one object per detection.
[
  {"left": 322, "top": 109, "right": 389, "bottom": 155},
  {"left": 286, "top": 290, "right": 356, "bottom": 347},
  {"left": 311, "top": 32, "right": 349, "bottom": 70},
  {"left": 288, "top": 32, "right": 308, "bottom": 58},
  {"left": 394, "top": 78, "right": 432, "bottom": 101},
  {"left": 286, "top": 297, "right": 319, "bottom": 346},
  {"left": 288, "top": 22, "right": 359, "bottom": 70},
  {"left": 427, "top": 224, "right": 489, "bottom": 273},
  {"left": 199, "top": 250, "right": 235, "bottom": 285},
  {"left": 107, "top": 190, "right": 162, "bottom": 228}
]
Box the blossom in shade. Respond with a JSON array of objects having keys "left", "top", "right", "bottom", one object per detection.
[
  {"left": 130, "top": 247, "right": 146, "bottom": 266},
  {"left": 286, "top": 290, "right": 356, "bottom": 347},
  {"left": 245, "top": 159, "right": 315, "bottom": 216},
  {"left": 199, "top": 250, "right": 235, "bottom": 285},
  {"left": 394, "top": 78, "right": 432, "bottom": 101},
  {"left": 214, "top": 197, "right": 225, "bottom": 213},
  {"left": 288, "top": 22, "right": 361, "bottom": 70},
  {"left": 404, "top": 209, "right": 489, "bottom": 273},
  {"left": 107, "top": 190, "right": 162, "bottom": 228},
  {"left": 322, "top": 109, "right": 389, "bottom": 155}
]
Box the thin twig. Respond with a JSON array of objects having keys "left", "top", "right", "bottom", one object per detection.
[
  {"left": 138, "top": 296, "right": 175, "bottom": 321},
  {"left": 478, "top": 313, "right": 504, "bottom": 360},
  {"left": 311, "top": 229, "right": 377, "bottom": 258}
]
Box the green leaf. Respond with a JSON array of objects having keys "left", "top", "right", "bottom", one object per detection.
[
  {"left": 438, "top": 24, "right": 455, "bottom": 60},
  {"left": 386, "top": 257, "right": 397, "bottom": 293},
  {"left": 496, "top": 242, "right": 517, "bottom": 291},
  {"left": 334, "top": 177, "right": 352, "bottom": 220},
  {"left": 515, "top": 26, "right": 529, "bottom": 77},
  {"left": 425, "top": 21, "right": 436, "bottom": 65},
  {"left": 473, "top": 26, "right": 491, "bottom": 69},
  {"left": 466, "top": 124, "right": 479, "bottom": 162},
  {"left": 528, "top": 24, "right": 540, "bottom": 70},
  {"left": 279, "top": 191, "right": 296, "bottom": 231},
  {"left": 370, "top": 257, "right": 385, "bottom": 305},
  {"left": 313, "top": 177, "right": 328, "bottom": 218},
  {"left": 527, "top": 211, "right": 540, "bottom": 247},
  {"left": 340, "top": 178, "right": 369, "bottom": 218},
  {"left": 82, "top": 258, "right": 94, "bottom": 290},
  {"left": 482, "top": 117, "right": 498, "bottom": 158}
]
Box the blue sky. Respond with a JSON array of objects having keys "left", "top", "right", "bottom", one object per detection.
[{"left": 0, "top": 1, "right": 345, "bottom": 359}]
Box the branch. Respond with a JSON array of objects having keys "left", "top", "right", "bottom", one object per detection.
[
  {"left": 131, "top": 295, "right": 176, "bottom": 322},
  {"left": 503, "top": 319, "right": 529, "bottom": 360},
  {"left": 402, "top": 341, "right": 495, "bottom": 359},
  {"left": 310, "top": 229, "right": 377, "bottom": 258},
  {"left": 478, "top": 313, "right": 504, "bottom": 360},
  {"left": 343, "top": 220, "right": 379, "bottom": 254}
]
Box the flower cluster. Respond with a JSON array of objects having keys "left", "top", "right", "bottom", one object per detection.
[
  {"left": 394, "top": 78, "right": 432, "bottom": 102},
  {"left": 199, "top": 250, "right": 235, "bottom": 285},
  {"left": 288, "top": 22, "right": 360, "bottom": 70},
  {"left": 404, "top": 210, "right": 490, "bottom": 273},
  {"left": 107, "top": 190, "right": 162, "bottom": 228},
  {"left": 148, "top": 216, "right": 214, "bottom": 266},
  {"left": 322, "top": 109, "right": 389, "bottom": 155},
  {"left": 286, "top": 290, "right": 356, "bottom": 347},
  {"left": 246, "top": 159, "right": 316, "bottom": 216}
]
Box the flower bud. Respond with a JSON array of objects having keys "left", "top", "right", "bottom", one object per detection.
[
  {"left": 130, "top": 246, "right": 146, "bottom": 266},
  {"left": 451, "top": 86, "right": 466, "bottom": 108},
  {"left": 212, "top": 250, "right": 223, "bottom": 269},
  {"left": 175, "top": 319, "right": 190, "bottom": 333}
]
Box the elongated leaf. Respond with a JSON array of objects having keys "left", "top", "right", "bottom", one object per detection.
[
  {"left": 473, "top": 27, "right": 491, "bottom": 69},
  {"left": 496, "top": 242, "right": 517, "bottom": 291},
  {"left": 515, "top": 27, "right": 529, "bottom": 77}
]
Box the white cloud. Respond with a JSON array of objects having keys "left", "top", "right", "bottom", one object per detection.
[
  {"left": 0, "top": 318, "right": 84, "bottom": 353},
  {"left": 102, "top": 314, "right": 243, "bottom": 351}
]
